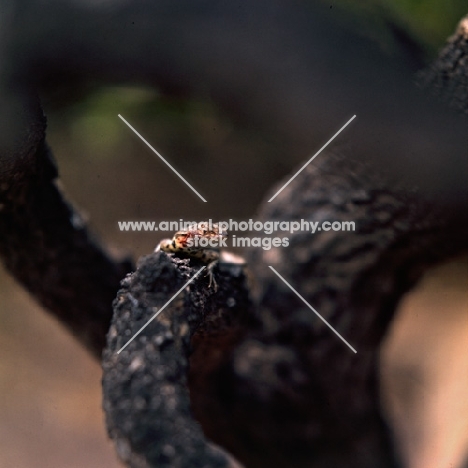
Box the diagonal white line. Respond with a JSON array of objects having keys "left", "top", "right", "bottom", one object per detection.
[
  {"left": 268, "top": 115, "right": 356, "bottom": 202},
  {"left": 118, "top": 114, "right": 207, "bottom": 202},
  {"left": 117, "top": 266, "right": 206, "bottom": 354},
  {"left": 268, "top": 266, "right": 357, "bottom": 353}
]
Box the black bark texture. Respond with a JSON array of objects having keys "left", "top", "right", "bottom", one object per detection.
[
  {"left": 0, "top": 94, "right": 133, "bottom": 357},
  {"left": 418, "top": 15, "right": 468, "bottom": 115},
  {"left": 103, "top": 253, "right": 251, "bottom": 468}
]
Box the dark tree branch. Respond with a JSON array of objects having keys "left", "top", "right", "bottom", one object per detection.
[
  {"left": 234, "top": 154, "right": 464, "bottom": 468},
  {"left": 102, "top": 155, "right": 465, "bottom": 468},
  {"left": 0, "top": 93, "right": 133, "bottom": 357},
  {"left": 418, "top": 15, "right": 468, "bottom": 115},
  {"left": 103, "top": 253, "right": 251, "bottom": 468}
]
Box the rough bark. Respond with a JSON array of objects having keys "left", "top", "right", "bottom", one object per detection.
[
  {"left": 418, "top": 15, "right": 468, "bottom": 115},
  {"left": 103, "top": 252, "right": 251, "bottom": 468},
  {"left": 102, "top": 155, "right": 466, "bottom": 468},
  {"left": 0, "top": 93, "right": 133, "bottom": 357},
  {"left": 233, "top": 155, "right": 464, "bottom": 467}
]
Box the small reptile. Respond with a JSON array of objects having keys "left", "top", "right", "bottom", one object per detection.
[{"left": 155, "top": 222, "right": 228, "bottom": 290}]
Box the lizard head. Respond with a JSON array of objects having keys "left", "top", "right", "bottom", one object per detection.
[{"left": 173, "top": 222, "right": 227, "bottom": 248}]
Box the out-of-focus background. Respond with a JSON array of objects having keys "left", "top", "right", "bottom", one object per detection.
[{"left": 1, "top": 1, "right": 467, "bottom": 467}]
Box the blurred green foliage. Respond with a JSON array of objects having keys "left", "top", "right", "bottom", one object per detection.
[
  {"left": 336, "top": 0, "right": 466, "bottom": 54},
  {"left": 385, "top": 0, "right": 466, "bottom": 50},
  {"left": 51, "top": 1, "right": 467, "bottom": 156},
  {"left": 49, "top": 86, "right": 235, "bottom": 162}
]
